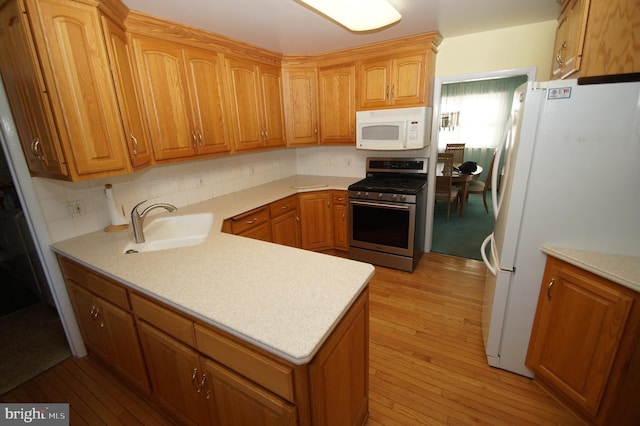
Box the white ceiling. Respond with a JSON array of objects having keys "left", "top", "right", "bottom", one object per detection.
[{"left": 122, "top": 0, "right": 561, "bottom": 55}]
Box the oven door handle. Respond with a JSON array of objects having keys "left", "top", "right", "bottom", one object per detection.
[{"left": 350, "top": 200, "right": 411, "bottom": 210}]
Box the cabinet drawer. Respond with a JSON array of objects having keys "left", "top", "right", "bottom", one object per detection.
[
  {"left": 230, "top": 206, "right": 270, "bottom": 235},
  {"left": 332, "top": 191, "right": 347, "bottom": 205},
  {"left": 131, "top": 293, "right": 196, "bottom": 346},
  {"left": 58, "top": 256, "right": 129, "bottom": 309},
  {"left": 87, "top": 272, "right": 129, "bottom": 310},
  {"left": 269, "top": 195, "right": 297, "bottom": 218},
  {"left": 58, "top": 256, "right": 89, "bottom": 287},
  {"left": 194, "top": 323, "right": 295, "bottom": 402}
]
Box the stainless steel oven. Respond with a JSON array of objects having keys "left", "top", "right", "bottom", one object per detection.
[{"left": 348, "top": 157, "right": 428, "bottom": 272}]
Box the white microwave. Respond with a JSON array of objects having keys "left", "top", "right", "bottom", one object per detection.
[{"left": 356, "top": 106, "right": 431, "bottom": 150}]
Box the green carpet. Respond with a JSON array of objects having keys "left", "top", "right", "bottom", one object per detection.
[{"left": 431, "top": 190, "right": 495, "bottom": 261}]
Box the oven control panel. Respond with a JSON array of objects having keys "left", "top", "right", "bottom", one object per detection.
[{"left": 348, "top": 191, "right": 416, "bottom": 204}]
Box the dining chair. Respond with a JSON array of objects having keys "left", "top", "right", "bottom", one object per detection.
[
  {"left": 435, "top": 153, "right": 459, "bottom": 221},
  {"left": 466, "top": 150, "right": 496, "bottom": 213},
  {"left": 445, "top": 143, "right": 465, "bottom": 164}
]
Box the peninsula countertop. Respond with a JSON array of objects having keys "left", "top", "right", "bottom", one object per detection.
[{"left": 51, "top": 175, "right": 375, "bottom": 365}]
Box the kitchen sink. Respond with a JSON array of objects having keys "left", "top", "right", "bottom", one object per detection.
[{"left": 124, "top": 212, "right": 213, "bottom": 253}]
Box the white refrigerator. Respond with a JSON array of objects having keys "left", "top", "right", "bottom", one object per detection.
[{"left": 480, "top": 79, "right": 640, "bottom": 378}]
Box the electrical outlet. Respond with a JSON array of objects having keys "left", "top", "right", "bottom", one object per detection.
[{"left": 66, "top": 200, "right": 83, "bottom": 217}]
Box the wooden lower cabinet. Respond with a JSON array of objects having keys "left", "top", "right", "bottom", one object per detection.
[
  {"left": 203, "top": 357, "right": 297, "bottom": 425},
  {"left": 137, "top": 321, "right": 211, "bottom": 426},
  {"left": 61, "top": 252, "right": 369, "bottom": 425},
  {"left": 298, "top": 191, "right": 333, "bottom": 251},
  {"left": 331, "top": 191, "right": 348, "bottom": 251},
  {"left": 270, "top": 195, "right": 301, "bottom": 248},
  {"left": 526, "top": 256, "right": 640, "bottom": 425},
  {"left": 59, "top": 258, "right": 149, "bottom": 393}
]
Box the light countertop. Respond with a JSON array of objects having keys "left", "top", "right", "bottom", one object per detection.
[
  {"left": 542, "top": 246, "right": 640, "bottom": 293},
  {"left": 51, "top": 175, "right": 375, "bottom": 365}
]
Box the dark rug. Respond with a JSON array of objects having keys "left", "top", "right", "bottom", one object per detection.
[
  {"left": 0, "top": 302, "right": 71, "bottom": 395},
  {"left": 432, "top": 190, "right": 495, "bottom": 261}
]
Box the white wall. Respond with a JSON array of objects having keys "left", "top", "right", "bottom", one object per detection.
[{"left": 436, "top": 21, "right": 557, "bottom": 80}]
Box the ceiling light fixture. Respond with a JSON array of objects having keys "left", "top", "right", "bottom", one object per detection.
[{"left": 298, "top": 0, "right": 401, "bottom": 32}]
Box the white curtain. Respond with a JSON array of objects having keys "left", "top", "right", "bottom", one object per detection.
[{"left": 438, "top": 75, "right": 527, "bottom": 150}]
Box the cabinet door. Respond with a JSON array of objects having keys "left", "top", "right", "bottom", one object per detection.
[
  {"left": 318, "top": 65, "right": 356, "bottom": 145},
  {"left": 132, "top": 37, "right": 196, "bottom": 160},
  {"left": 202, "top": 357, "right": 297, "bottom": 426},
  {"left": 225, "top": 57, "right": 263, "bottom": 151},
  {"left": 299, "top": 191, "right": 333, "bottom": 250},
  {"left": 527, "top": 258, "right": 634, "bottom": 417},
  {"left": 137, "top": 321, "right": 210, "bottom": 426},
  {"left": 101, "top": 16, "right": 152, "bottom": 169},
  {"left": 271, "top": 210, "right": 300, "bottom": 248},
  {"left": 392, "top": 54, "right": 426, "bottom": 107},
  {"left": 283, "top": 68, "right": 318, "bottom": 146},
  {"left": 27, "top": 0, "right": 128, "bottom": 176},
  {"left": 66, "top": 281, "right": 107, "bottom": 359},
  {"left": 359, "top": 59, "right": 391, "bottom": 109},
  {"left": 184, "top": 48, "right": 231, "bottom": 155},
  {"left": 99, "top": 298, "right": 149, "bottom": 392},
  {"left": 550, "top": 0, "right": 589, "bottom": 79},
  {"left": 0, "top": 0, "right": 67, "bottom": 178},
  {"left": 259, "top": 64, "right": 286, "bottom": 148},
  {"left": 332, "top": 192, "right": 348, "bottom": 251}
]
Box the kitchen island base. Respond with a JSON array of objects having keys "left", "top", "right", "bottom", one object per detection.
[{"left": 58, "top": 255, "right": 369, "bottom": 426}]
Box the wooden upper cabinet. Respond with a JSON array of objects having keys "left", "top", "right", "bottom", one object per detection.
[
  {"left": 184, "top": 48, "right": 231, "bottom": 156},
  {"left": 225, "top": 57, "right": 285, "bottom": 151},
  {"left": 282, "top": 68, "right": 318, "bottom": 146},
  {"left": 259, "top": 64, "right": 286, "bottom": 148},
  {"left": 550, "top": 0, "right": 590, "bottom": 79},
  {"left": 132, "top": 37, "right": 230, "bottom": 161},
  {"left": 25, "top": 0, "right": 130, "bottom": 178},
  {"left": 225, "top": 57, "right": 263, "bottom": 151},
  {"left": 132, "top": 37, "right": 195, "bottom": 160},
  {"left": 579, "top": 0, "right": 640, "bottom": 77},
  {"left": 101, "top": 15, "right": 152, "bottom": 170},
  {"left": 0, "top": 0, "right": 67, "bottom": 178},
  {"left": 359, "top": 53, "right": 427, "bottom": 109},
  {"left": 318, "top": 64, "right": 356, "bottom": 145}
]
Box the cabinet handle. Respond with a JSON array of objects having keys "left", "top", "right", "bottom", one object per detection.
[
  {"left": 391, "top": 84, "right": 395, "bottom": 99},
  {"left": 130, "top": 133, "right": 138, "bottom": 155},
  {"left": 192, "top": 131, "right": 197, "bottom": 148},
  {"left": 547, "top": 279, "right": 555, "bottom": 301},
  {"left": 198, "top": 132, "right": 203, "bottom": 146},
  {"left": 246, "top": 217, "right": 258, "bottom": 224},
  {"left": 30, "top": 138, "right": 44, "bottom": 160},
  {"left": 199, "top": 373, "right": 209, "bottom": 398},
  {"left": 314, "top": 127, "right": 318, "bottom": 135},
  {"left": 385, "top": 85, "right": 389, "bottom": 99},
  {"left": 281, "top": 204, "right": 289, "bottom": 210},
  {"left": 342, "top": 212, "right": 346, "bottom": 221},
  {"left": 191, "top": 368, "right": 200, "bottom": 391},
  {"left": 90, "top": 305, "right": 98, "bottom": 319},
  {"left": 555, "top": 42, "right": 567, "bottom": 66}
]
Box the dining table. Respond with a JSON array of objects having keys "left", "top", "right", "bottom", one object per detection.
[{"left": 436, "top": 162, "right": 484, "bottom": 217}]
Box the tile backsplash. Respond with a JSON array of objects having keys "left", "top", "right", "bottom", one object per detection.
[{"left": 33, "top": 146, "right": 372, "bottom": 243}]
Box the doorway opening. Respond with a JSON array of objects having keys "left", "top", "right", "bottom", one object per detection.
[
  {"left": 428, "top": 68, "right": 536, "bottom": 260},
  {"left": 0, "top": 98, "right": 71, "bottom": 396}
]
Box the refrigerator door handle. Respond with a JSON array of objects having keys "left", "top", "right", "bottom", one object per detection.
[
  {"left": 481, "top": 233, "right": 497, "bottom": 276},
  {"left": 492, "top": 116, "right": 512, "bottom": 219}
]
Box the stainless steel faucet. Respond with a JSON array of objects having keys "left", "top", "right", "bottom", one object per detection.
[{"left": 131, "top": 200, "right": 177, "bottom": 243}]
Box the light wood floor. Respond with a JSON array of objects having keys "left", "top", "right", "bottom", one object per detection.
[{"left": 1, "top": 253, "right": 582, "bottom": 425}]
